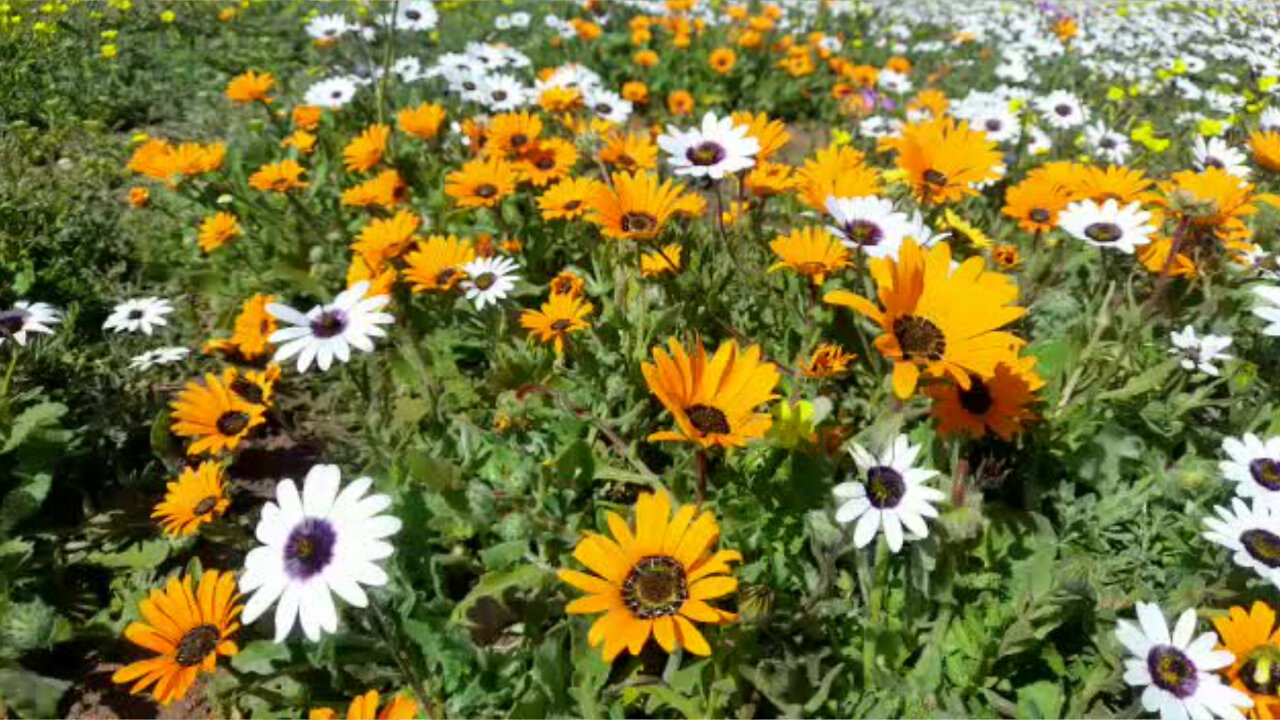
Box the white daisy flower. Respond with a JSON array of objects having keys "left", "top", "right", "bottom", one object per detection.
[
  {"left": 1034, "top": 90, "right": 1089, "bottom": 130},
  {"left": 1260, "top": 107, "right": 1280, "bottom": 132},
  {"left": 391, "top": 57, "right": 425, "bottom": 83},
  {"left": 1194, "top": 136, "right": 1251, "bottom": 178},
  {"left": 1058, "top": 199, "right": 1155, "bottom": 255},
  {"left": 460, "top": 256, "right": 520, "bottom": 310},
  {"left": 832, "top": 434, "right": 945, "bottom": 553},
  {"left": 305, "top": 14, "right": 350, "bottom": 41},
  {"left": 1115, "top": 602, "right": 1250, "bottom": 720},
  {"left": 1221, "top": 433, "right": 1280, "bottom": 499},
  {"left": 380, "top": 0, "right": 437, "bottom": 31},
  {"left": 304, "top": 77, "right": 359, "bottom": 109},
  {"left": 657, "top": 112, "right": 760, "bottom": 180},
  {"left": 823, "top": 195, "right": 927, "bottom": 261},
  {"left": 509, "top": 11, "right": 530, "bottom": 28},
  {"left": 128, "top": 346, "right": 190, "bottom": 371},
  {"left": 584, "top": 88, "right": 633, "bottom": 126},
  {"left": 477, "top": 74, "right": 528, "bottom": 112},
  {"left": 1026, "top": 125, "right": 1053, "bottom": 155},
  {"left": 104, "top": 297, "right": 174, "bottom": 336},
  {"left": 1253, "top": 285, "right": 1280, "bottom": 336},
  {"left": 0, "top": 302, "right": 60, "bottom": 347},
  {"left": 877, "top": 69, "right": 913, "bottom": 94},
  {"left": 1203, "top": 497, "right": 1280, "bottom": 587},
  {"left": 1084, "top": 122, "right": 1132, "bottom": 164},
  {"left": 266, "top": 281, "right": 394, "bottom": 374},
  {"left": 239, "top": 465, "right": 401, "bottom": 643},
  {"left": 1169, "top": 326, "right": 1233, "bottom": 377},
  {"left": 969, "top": 106, "right": 1021, "bottom": 144}
]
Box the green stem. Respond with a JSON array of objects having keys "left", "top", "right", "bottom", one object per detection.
[{"left": 862, "top": 538, "right": 890, "bottom": 688}]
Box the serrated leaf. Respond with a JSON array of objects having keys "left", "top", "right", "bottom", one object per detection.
[
  {"left": 230, "top": 640, "right": 293, "bottom": 675},
  {"left": 1, "top": 402, "right": 66, "bottom": 454},
  {"left": 0, "top": 667, "right": 70, "bottom": 719}
]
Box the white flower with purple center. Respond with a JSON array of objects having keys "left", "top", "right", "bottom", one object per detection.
[
  {"left": 833, "top": 434, "right": 945, "bottom": 553},
  {"left": 657, "top": 112, "right": 759, "bottom": 180},
  {"left": 1115, "top": 602, "right": 1251, "bottom": 720},
  {"left": 266, "top": 281, "right": 393, "bottom": 373},
  {"left": 1033, "top": 90, "right": 1089, "bottom": 130},
  {"left": 379, "top": 0, "right": 437, "bottom": 31},
  {"left": 0, "top": 302, "right": 60, "bottom": 347},
  {"left": 104, "top": 297, "right": 174, "bottom": 336},
  {"left": 1058, "top": 199, "right": 1154, "bottom": 255},
  {"left": 1193, "top": 136, "right": 1250, "bottom": 178},
  {"left": 303, "top": 76, "right": 359, "bottom": 109},
  {"left": 1203, "top": 497, "right": 1280, "bottom": 588},
  {"left": 305, "top": 14, "right": 350, "bottom": 41},
  {"left": 240, "top": 464, "right": 401, "bottom": 643},
  {"left": 128, "top": 346, "right": 190, "bottom": 371},
  {"left": 823, "top": 195, "right": 920, "bottom": 260},
  {"left": 1221, "top": 433, "right": 1280, "bottom": 500}
]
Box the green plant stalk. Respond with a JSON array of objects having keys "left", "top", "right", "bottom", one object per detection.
[{"left": 862, "top": 537, "right": 890, "bottom": 688}]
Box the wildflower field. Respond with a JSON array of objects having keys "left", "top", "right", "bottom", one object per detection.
[{"left": 7, "top": 0, "right": 1280, "bottom": 718}]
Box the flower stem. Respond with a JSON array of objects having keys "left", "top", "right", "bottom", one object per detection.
[{"left": 862, "top": 537, "right": 890, "bottom": 688}]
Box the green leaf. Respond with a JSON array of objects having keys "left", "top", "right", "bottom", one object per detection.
[
  {"left": 1015, "top": 680, "right": 1064, "bottom": 719},
  {"left": 0, "top": 667, "right": 70, "bottom": 719},
  {"left": 450, "top": 565, "right": 548, "bottom": 624},
  {"left": 0, "top": 472, "right": 50, "bottom": 533},
  {"left": 86, "top": 538, "right": 170, "bottom": 570},
  {"left": 1095, "top": 358, "right": 1181, "bottom": 402},
  {"left": 230, "top": 640, "right": 293, "bottom": 675},
  {"left": 1, "top": 402, "right": 66, "bottom": 454}
]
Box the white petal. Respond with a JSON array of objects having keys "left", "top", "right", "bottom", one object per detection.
[
  {"left": 273, "top": 583, "right": 302, "bottom": 642},
  {"left": 853, "top": 508, "right": 881, "bottom": 548},
  {"left": 303, "top": 465, "right": 342, "bottom": 517}
]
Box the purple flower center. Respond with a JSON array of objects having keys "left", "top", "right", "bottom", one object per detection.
[
  {"left": 865, "top": 466, "right": 905, "bottom": 509},
  {"left": 284, "top": 518, "right": 337, "bottom": 579},
  {"left": 1147, "top": 645, "right": 1198, "bottom": 698},
  {"left": 310, "top": 310, "right": 347, "bottom": 339}
]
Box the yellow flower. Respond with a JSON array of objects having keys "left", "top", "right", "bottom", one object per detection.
[
  {"left": 642, "top": 337, "right": 780, "bottom": 449},
  {"left": 558, "top": 491, "right": 741, "bottom": 660},
  {"left": 766, "top": 398, "right": 830, "bottom": 449},
  {"left": 197, "top": 212, "right": 241, "bottom": 253},
  {"left": 519, "top": 293, "right": 594, "bottom": 355},
  {"left": 248, "top": 159, "right": 307, "bottom": 193},
  {"left": 152, "top": 461, "right": 229, "bottom": 537},
  {"left": 641, "top": 244, "right": 682, "bottom": 277},
  {"left": 225, "top": 70, "right": 274, "bottom": 104},
  {"left": 100, "top": 43, "right": 117, "bottom": 58},
  {"left": 343, "top": 124, "right": 391, "bottom": 174},
  {"left": 768, "top": 227, "right": 849, "bottom": 285}
]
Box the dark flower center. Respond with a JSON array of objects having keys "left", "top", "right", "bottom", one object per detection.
[
  {"left": 331, "top": 90, "right": 343, "bottom": 99},
  {"left": 510, "top": 133, "right": 528, "bottom": 148},
  {"left": 1205, "top": 156, "right": 1225, "bottom": 169},
  {"left": 621, "top": 555, "right": 688, "bottom": 619},
  {"left": 687, "top": 141, "right": 726, "bottom": 167},
  {"left": 128, "top": 309, "right": 145, "bottom": 320},
  {"left": 958, "top": 377, "right": 994, "bottom": 415},
  {"left": 492, "top": 90, "right": 508, "bottom": 102},
  {"left": 550, "top": 319, "right": 573, "bottom": 332},
  {"left": 1250, "top": 458, "right": 1280, "bottom": 491},
  {"left": 621, "top": 212, "right": 658, "bottom": 234},
  {"left": 687, "top": 403, "right": 730, "bottom": 435},
  {"left": 0, "top": 310, "right": 27, "bottom": 335},
  {"left": 462, "top": 81, "right": 477, "bottom": 91},
  {"left": 310, "top": 310, "right": 347, "bottom": 339},
  {"left": 562, "top": 200, "right": 582, "bottom": 211},
  {"left": 405, "top": 9, "right": 421, "bottom": 20},
  {"left": 1085, "top": 222, "right": 1123, "bottom": 244},
  {"left": 1241, "top": 648, "right": 1280, "bottom": 695},
  {"left": 594, "top": 103, "right": 613, "bottom": 114},
  {"left": 435, "top": 268, "right": 458, "bottom": 286},
  {"left": 923, "top": 168, "right": 948, "bottom": 186},
  {"left": 1100, "top": 138, "right": 1116, "bottom": 149},
  {"left": 1054, "top": 103, "right": 1072, "bottom": 116},
  {"left": 230, "top": 377, "right": 265, "bottom": 405},
  {"left": 473, "top": 272, "right": 496, "bottom": 291},
  {"left": 1242, "top": 528, "right": 1280, "bottom": 568},
  {"left": 842, "top": 219, "right": 883, "bottom": 247},
  {"left": 216, "top": 411, "right": 250, "bottom": 437},
  {"left": 1029, "top": 208, "right": 1051, "bottom": 223},
  {"left": 535, "top": 155, "right": 556, "bottom": 171},
  {"left": 865, "top": 466, "right": 906, "bottom": 509},
  {"left": 1147, "top": 645, "right": 1198, "bottom": 698},
  {"left": 283, "top": 518, "right": 337, "bottom": 579},
  {"left": 475, "top": 183, "right": 498, "bottom": 199},
  {"left": 194, "top": 495, "right": 220, "bottom": 516},
  {"left": 893, "top": 315, "right": 946, "bottom": 362},
  {"left": 985, "top": 118, "right": 1003, "bottom": 132},
  {"left": 175, "top": 624, "right": 221, "bottom": 667}
]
